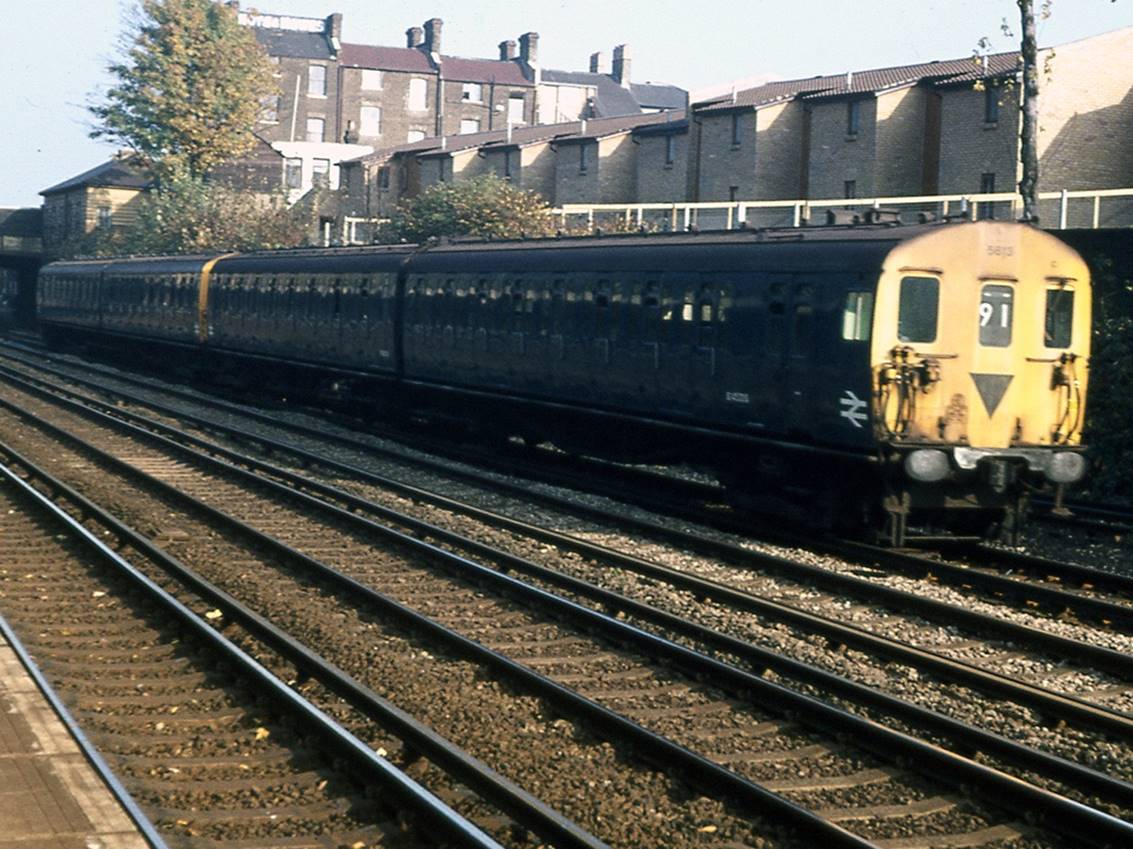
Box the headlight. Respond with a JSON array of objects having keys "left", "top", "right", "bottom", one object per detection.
[
  {"left": 1044, "top": 451, "right": 1086, "bottom": 484},
  {"left": 904, "top": 449, "right": 950, "bottom": 482}
]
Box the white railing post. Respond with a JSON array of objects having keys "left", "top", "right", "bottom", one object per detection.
[
  {"left": 726, "top": 206, "right": 734, "bottom": 230},
  {"left": 683, "top": 206, "right": 691, "bottom": 230},
  {"left": 792, "top": 204, "right": 801, "bottom": 228},
  {"left": 738, "top": 203, "right": 747, "bottom": 228},
  {"left": 1093, "top": 194, "right": 1101, "bottom": 229},
  {"left": 1058, "top": 189, "right": 1069, "bottom": 230},
  {"left": 636, "top": 207, "right": 644, "bottom": 227}
]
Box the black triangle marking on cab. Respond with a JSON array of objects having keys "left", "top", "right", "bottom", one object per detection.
[{"left": 971, "top": 373, "right": 1013, "bottom": 417}]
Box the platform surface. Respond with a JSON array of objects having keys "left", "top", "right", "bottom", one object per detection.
[{"left": 0, "top": 631, "right": 150, "bottom": 849}]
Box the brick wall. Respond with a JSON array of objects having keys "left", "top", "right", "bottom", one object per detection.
[
  {"left": 697, "top": 110, "right": 755, "bottom": 201},
  {"left": 936, "top": 83, "right": 1020, "bottom": 196},
  {"left": 635, "top": 132, "right": 688, "bottom": 202},
  {"left": 753, "top": 101, "right": 805, "bottom": 199},
  {"left": 1033, "top": 28, "right": 1133, "bottom": 192},
  {"left": 260, "top": 56, "right": 341, "bottom": 143},
  {"left": 874, "top": 86, "right": 929, "bottom": 195},
  {"left": 518, "top": 144, "right": 557, "bottom": 201},
  {"left": 339, "top": 68, "right": 436, "bottom": 146},
  {"left": 807, "top": 96, "right": 878, "bottom": 199}
]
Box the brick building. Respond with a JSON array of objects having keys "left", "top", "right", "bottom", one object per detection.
[
  {"left": 39, "top": 154, "right": 151, "bottom": 258},
  {"left": 691, "top": 27, "right": 1133, "bottom": 215},
  {"left": 240, "top": 5, "right": 685, "bottom": 200},
  {"left": 341, "top": 112, "right": 684, "bottom": 220}
]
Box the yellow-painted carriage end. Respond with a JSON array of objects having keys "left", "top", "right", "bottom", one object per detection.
[{"left": 871, "top": 221, "right": 1090, "bottom": 451}]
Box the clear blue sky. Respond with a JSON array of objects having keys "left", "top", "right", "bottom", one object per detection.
[{"left": 1, "top": 0, "right": 1128, "bottom": 207}]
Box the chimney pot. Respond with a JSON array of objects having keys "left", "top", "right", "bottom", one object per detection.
[
  {"left": 612, "top": 44, "right": 631, "bottom": 87},
  {"left": 423, "top": 18, "right": 442, "bottom": 54},
  {"left": 499, "top": 39, "right": 517, "bottom": 61},
  {"left": 406, "top": 26, "right": 423, "bottom": 48},
  {"left": 519, "top": 31, "right": 539, "bottom": 65}
]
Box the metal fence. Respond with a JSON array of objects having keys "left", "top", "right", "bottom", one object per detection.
[
  {"left": 337, "top": 187, "right": 1133, "bottom": 245},
  {"left": 552, "top": 187, "right": 1133, "bottom": 233}
]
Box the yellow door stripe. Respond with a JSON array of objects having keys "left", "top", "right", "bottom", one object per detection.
[{"left": 197, "top": 254, "right": 236, "bottom": 343}]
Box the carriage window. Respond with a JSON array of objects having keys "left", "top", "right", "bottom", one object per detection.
[
  {"left": 979, "top": 283, "right": 1013, "bottom": 347},
  {"left": 1044, "top": 288, "right": 1074, "bottom": 348},
  {"left": 841, "top": 291, "right": 873, "bottom": 341},
  {"left": 897, "top": 276, "right": 938, "bottom": 343}
]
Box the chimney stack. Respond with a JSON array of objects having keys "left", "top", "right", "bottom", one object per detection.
[
  {"left": 499, "top": 40, "right": 517, "bottom": 61},
  {"left": 612, "top": 44, "right": 631, "bottom": 86},
  {"left": 519, "top": 31, "right": 539, "bottom": 65},
  {"left": 423, "top": 18, "right": 442, "bottom": 54},
  {"left": 589, "top": 51, "right": 607, "bottom": 74},
  {"left": 325, "top": 13, "right": 342, "bottom": 52},
  {"left": 406, "top": 26, "right": 423, "bottom": 48}
]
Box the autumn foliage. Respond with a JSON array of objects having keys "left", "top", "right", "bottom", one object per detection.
[{"left": 90, "top": 0, "right": 276, "bottom": 179}]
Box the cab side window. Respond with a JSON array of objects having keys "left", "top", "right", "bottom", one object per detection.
[
  {"left": 897, "top": 276, "right": 938, "bottom": 343},
  {"left": 1044, "top": 288, "right": 1074, "bottom": 348}
]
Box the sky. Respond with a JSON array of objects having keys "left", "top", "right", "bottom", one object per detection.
[{"left": 1, "top": 0, "right": 1129, "bottom": 208}]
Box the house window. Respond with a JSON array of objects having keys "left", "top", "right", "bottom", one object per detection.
[
  {"left": 504, "top": 150, "right": 513, "bottom": 178},
  {"left": 728, "top": 186, "right": 739, "bottom": 202},
  {"left": 462, "top": 83, "right": 483, "bottom": 102},
  {"left": 378, "top": 166, "right": 391, "bottom": 189},
  {"left": 361, "top": 69, "right": 382, "bottom": 90},
  {"left": 96, "top": 205, "right": 112, "bottom": 228},
  {"left": 261, "top": 94, "right": 280, "bottom": 123},
  {"left": 979, "top": 172, "right": 996, "bottom": 219},
  {"left": 508, "top": 94, "right": 525, "bottom": 124},
  {"left": 308, "top": 64, "right": 326, "bottom": 97},
  {"left": 408, "top": 78, "right": 428, "bottom": 111},
  {"left": 730, "top": 113, "right": 741, "bottom": 147},
  {"left": 847, "top": 100, "right": 861, "bottom": 135},
  {"left": 312, "top": 158, "right": 331, "bottom": 187},
  {"left": 360, "top": 106, "right": 381, "bottom": 136},
  {"left": 844, "top": 180, "right": 857, "bottom": 199},
  {"left": 305, "top": 117, "right": 325, "bottom": 142},
  {"left": 579, "top": 144, "right": 589, "bottom": 174},
  {"left": 665, "top": 134, "right": 675, "bottom": 166},
  {"left": 285, "top": 158, "right": 302, "bottom": 189},
  {"left": 407, "top": 129, "right": 427, "bottom": 142},
  {"left": 460, "top": 118, "right": 481, "bottom": 134},
  {"left": 984, "top": 85, "right": 999, "bottom": 123},
  {"left": 438, "top": 159, "right": 446, "bottom": 183}
]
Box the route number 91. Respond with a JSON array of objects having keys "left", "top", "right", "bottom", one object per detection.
[{"left": 979, "top": 284, "right": 1013, "bottom": 346}]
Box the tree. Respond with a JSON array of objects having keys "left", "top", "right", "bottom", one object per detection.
[
  {"left": 1017, "top": 0, "right": 1041, "bottom": 223},
  {"left": 90, "top": 0, "right": 276, "bottom": 178},
  {"left": 386, "top": 176, "right": 554, "bottom": 243}
]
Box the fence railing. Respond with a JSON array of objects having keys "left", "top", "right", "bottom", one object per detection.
[
  {"left": 551, "top": 187, "right": 1133, "bottom": 232},
  {"left": 336, "top": 188, "right": 1133, "bottom": 245}
]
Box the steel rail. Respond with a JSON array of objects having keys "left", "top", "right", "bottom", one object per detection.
[
  {"left": 3, "top": 354, "right": 1131, "bottom": 651},
  {"left": 2, "top": 378, "right": 1132, "bottom": 847},
  {"left": 0, "top": 384, "right": 878, "bottom": 849},
  {"left": 6, "top": 366, "right": 1130, "bottom": 805},
  {"left": 7, "top": 360, "right": 1129, "bottom": 740},
  {"left": 2, "top": 357, "right": 1132, "bottom": 674},
  {"left": 0, "top": 438, "right": 609, "bottom": 849},
  {"left": 0, "top": 613, "right": 170, "bottom": 849},
  {"left": 0, "top": 456, "right": 506, "bottom": 849}
]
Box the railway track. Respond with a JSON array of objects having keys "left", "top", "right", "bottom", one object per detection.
[
  {"left": 2, "top": 342, "right": 1133, "bottom": 843},
  {"left": 0, "top": 452, "right": 507, "bottom": 848}
]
